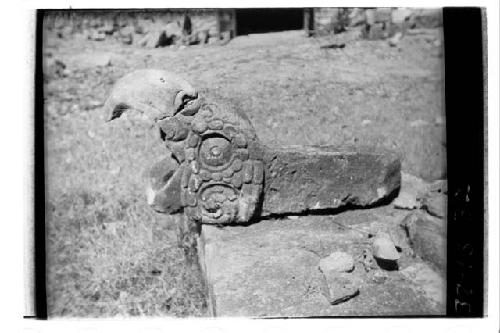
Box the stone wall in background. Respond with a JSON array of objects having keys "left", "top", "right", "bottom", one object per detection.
[
  {"left": 43, "top": 9, "right": 223, "bottom": 47},
  {"left": 44, "top": 8, "right": 443, "bottom": 46}
]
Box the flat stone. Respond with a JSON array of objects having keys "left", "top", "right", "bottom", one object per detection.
[
  {"left": 199, "top": 210, "right": 445, "bottom": 317},
  {"left": 322, "top": 274, "right": 360, "bottom": 305},
  {"left": 319, "top": 251, "right": 355, "bottom": 274},
  {"left": 261, "top": 145, "right": 401, "bottom": 216},
  {"left": 401, "top": 211, "right": 446, "bottom": 274},
  {"left": 400, "top": 263, "right": 445, "bottom": 310}
]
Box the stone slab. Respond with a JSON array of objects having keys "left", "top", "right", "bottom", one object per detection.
[
  {"left": 260, "top": 145, "right": 401, "bottom": 216},
  {"left": 401, "top": 211, "right": 446, "bottom": 275},
  {"left": 199, "top": 205, "right": 444, "bottom": 317}
]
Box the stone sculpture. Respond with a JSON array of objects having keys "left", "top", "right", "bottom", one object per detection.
[
  {"left": 106, "top": 70, "right": 265, "bottom": 225},
  {"left": 105, "top": 69, "right": 401, "bottom": 260}
]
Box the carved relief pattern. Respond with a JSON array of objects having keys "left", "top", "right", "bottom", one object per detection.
[{"left": 158, "top": 101, "right": 264, "bottom": 225}]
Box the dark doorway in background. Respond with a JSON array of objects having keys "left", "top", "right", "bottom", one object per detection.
[{"left": 235, "top": 8, "right": 303, "bottom": 35}]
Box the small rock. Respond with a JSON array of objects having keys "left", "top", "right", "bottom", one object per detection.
[
  {"left": 87, "top": 100, "right": 104, "bottom": 109},
  {"left": 393, "top": 191, "right": 419, "bottom": 210},
  {"left": 361, "top": 119, "right": 372, "bottom": 126},
  {"left": 401, "top": 211, "right": 446, "bottom": 274},
  {"left": 61, "top": 69, "right": 72, "bottom": 77},
  {"left": 88, "top": 30, "right": 106, "bottom": 41},
  {"left": 322, "top": 274, "right": 360, "bottom": 306},
  {"left": 372, "top": 233, "right": 399, "bottom": 260},
  {"left": 372, "top": 233, "right": 400, "bottom": 270},
  {"left": 388, "top": 32, "right": 403, "bottom": 47},
  {"left": 319, "top": 251, "right": 355, "bottom": 274},
  {"left": 435, "top": 116, "right": 444, "bottom": 125},
  {"left": 393, "top": 172, "right": 428, "bottom": 209},
  {"left": 287, "top": 215, "right": 300, "bottom": 220},
  {"left": 421, "top": 194, "right": 446, "bottom": 218},
  {"left": 110, "top": 166, "right": 121, "bottom": 175}
]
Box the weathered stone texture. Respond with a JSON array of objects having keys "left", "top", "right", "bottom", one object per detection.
[
  {"left": 401, "top": 211, "right": 446, "bottom": 274},
  {"left": 200, "top": 209, "right": 444, "bottom": 317},
  {"left": 106, "top": 69, "right": 402, "bottom": 226},
  {"left": 261, "top": 145, "right": 401, "bottom": 215},
  {"left": 104, "top": 69, "right": 199, "bottom": 123},
  {"left": 146, "top": 155, "right": 182, "bottom": 214}
]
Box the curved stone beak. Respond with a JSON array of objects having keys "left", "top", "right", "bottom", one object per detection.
[{"left": 104, "top": 69, "right": 199, "bottom": 124}]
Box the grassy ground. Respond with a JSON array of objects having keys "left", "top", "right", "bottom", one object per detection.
[{"left": 44, "top": 27, "right": 444, "bottom": 317}]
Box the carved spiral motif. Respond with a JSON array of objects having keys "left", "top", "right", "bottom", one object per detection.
[
  {"left": 198, "top": 184, "right": 238, "bottom": 224},
  {"left": 175, "top": 103, "right": 264, "bottom": 225}
]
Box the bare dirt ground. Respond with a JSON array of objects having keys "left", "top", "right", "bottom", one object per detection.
[{"left": 44, "top": 28, "right": 445, "bottom": 317}]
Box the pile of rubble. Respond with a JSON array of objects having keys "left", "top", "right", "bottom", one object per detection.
[
  {"left": 313, "top": 7, "right": 442, "bottom": 48},
  {"left": 45, "top": 12, "right": 222, "bottom": 48}
]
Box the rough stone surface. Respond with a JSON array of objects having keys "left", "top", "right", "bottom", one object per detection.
[
  {"left": 319, "top": 251, "right": 355, "bottom": 274},
  {"left": 200, "top": 206, "right": 444, "bottom": 317},
  {"left": 321, "top": 273, "right": 361, "bottom": 305},
  {"left": 145, "top": 155, "right": 183, "bottom": 213},
  {"left": 372, "top": 233, "right": 400, "bottom": 262},
  {"left": 261, "top": 145, "right": 401, "bottom": 216},
  {"left": 107, "top": 70, "right": 402, "bottom": 226},
  {"left": 401, "top": 211, "right": 446, "bottom": 274},
  {"left": 400, "top": 263, "right": 445, "bottom": 309},
  {"left": 392, "top": 171, "right": 428, "bottom": 210},
  {"left": 421, "top": 193, "right": 446, "bottom": 218},
  {"left": 104, "top": 69, "right": 199, "bottom": 123},
  {"left": 393, "top": 191, "right": 420, "bottom": 210},
  {"left": 428, "top": 179, "right": 447, "bottom": 195}
]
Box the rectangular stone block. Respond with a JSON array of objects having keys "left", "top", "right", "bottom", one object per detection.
[
  {"left": 261, "top": 145, "right": 401, "bottom": 216},
  {"left": 199, "top": 209, "right": 444, "bottom": 317}
]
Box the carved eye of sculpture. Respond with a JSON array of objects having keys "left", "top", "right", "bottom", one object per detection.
[{"left": 198, "top": 134, "right": 233, "bottom": 170}]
